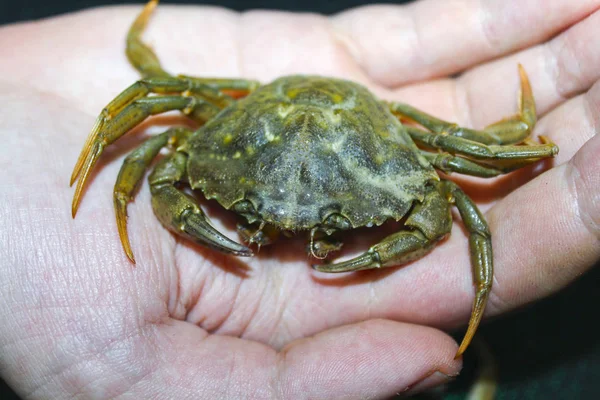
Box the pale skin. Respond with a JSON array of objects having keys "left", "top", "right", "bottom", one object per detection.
[{"left": 0, "top": 1, "right": 599, "bottom": 398}]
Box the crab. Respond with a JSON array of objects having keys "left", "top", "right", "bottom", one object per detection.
[{"left": 70, "top": 0, "right": 558, "bottom": 357}]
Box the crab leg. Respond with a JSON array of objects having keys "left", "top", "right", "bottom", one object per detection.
[
  {"left": 127, "top": 1, "right": 261, "bottom": 97},
  {"left": 70, "top": 79, "right": 228, "bottom": 217},
  {"left": 420, "top": 149, "right": 553, "bottom": 177},
  {"left": 149, "top": 151, "right": 253, "bottom": 257},
  {"left": 314, "top": 180, "right": 492, "bottom": 357},
  {"left": 388, "top": 65, "right": 536, "bottom": 146},
  {"left": 114, "top": 128, "right": 193, "bottom": 263},
  {"left": 72, "top": 0, "right": 264, "bottom": 216},
  {"left": 406, "top": 126, "right": 558, "bottom": 164},
  {"left": 313, "top": 183, "right": 452, "bottom": 273},
  {"left": 441, "top": 180, "right": 492, "bottom": 358},
  {"left": 127, "top": 0, "right": 169, "bottom": 78},
  {"left": 178, "top": 76, "right": 261, "bottom": 99},
  {"left": 420, "top": 151, "right": 503, "bottom": 178}
]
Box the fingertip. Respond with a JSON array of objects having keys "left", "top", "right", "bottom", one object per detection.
[{"left": 276, "top": 319, "right": 462, "bottom": 398}]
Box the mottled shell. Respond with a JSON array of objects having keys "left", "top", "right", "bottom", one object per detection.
[{"left": 182, "top": 76, "right": 439, "bottom": 230}]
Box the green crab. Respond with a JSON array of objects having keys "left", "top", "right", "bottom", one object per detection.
[{"left": 70, "top": 0, "right": 558, "bottom": 357}]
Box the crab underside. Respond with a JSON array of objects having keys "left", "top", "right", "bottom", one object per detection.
[{"left": 70, "top": 0, "right": 558, "bottom": 357}]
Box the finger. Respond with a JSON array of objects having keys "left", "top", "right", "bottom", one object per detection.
[
  {"left": 531, "top": 82, "right": 600, "bottom": 166},
  {"left": 456, "top": 7, "right": 600, "bottom": 129},
  {"left": 136, "top": 319, "right": 461, "bottom": 399},
  {"left": 0, "top": 314, "right": 460, "bottom": 398},
  {"left": 389, "top": 7, "right": 600, "bottom": 131},
  {"left": 484, "top": 127, "right": 600, "bottom": 313},
  {"left": 332, "top": 0, "right": 600, "bottom": 87}
]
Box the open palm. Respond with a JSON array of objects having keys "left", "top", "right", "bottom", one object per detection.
[{"left": 1, "top": 1, "right": 599, "bottom": 398}]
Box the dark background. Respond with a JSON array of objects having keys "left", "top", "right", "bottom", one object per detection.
[
  {"left": 2, "top": 0, "right": 411, "bottom": 24},
  {"left": 2, "top": 1, "right": 599, "bottom": 399}
]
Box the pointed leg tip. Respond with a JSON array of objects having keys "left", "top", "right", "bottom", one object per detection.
[
  {"left": 70, "top": 162, "right": 84, "bottom": 186},
  {"left": 455, "top": 341, "right": 469, "bottom": 359},
  {"left": 146, "top": 0, "right": 159, "bottom": 13},
  {"left": 71, "top": 200, "right": 80, "bottom": 219},
  {"left": 455, "top": 290, "right": 488, "bottom": 359},
  {"left": 517, "top": 64, "right": 531, "bottom": 85},
  {"left": 70, "top": 158, "right": 83, "bottom": 184},
  {"left": 538, "top": 135, "right": 559, "bottom": 156},
  {"left": 121, "top": 238, "right": 137, "bottom": 264},
  {"left": 126, "top": 252, "right": 137, "bottom": 264},
  {"left": 71, "top": 181, "right": 87, "bottom": 218},
  {"left": 122, "top": 242, "right": 136, "bottom": 263}
]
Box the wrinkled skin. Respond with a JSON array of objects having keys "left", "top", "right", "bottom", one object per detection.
[{"left": 1, "top": 1, "right": 600, "bottom": 399}]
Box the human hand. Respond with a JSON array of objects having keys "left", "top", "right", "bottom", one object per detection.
[{"left": 1, "top": 1, "right": 599, "bottom": 398}]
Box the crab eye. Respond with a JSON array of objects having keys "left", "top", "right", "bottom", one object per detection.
[{"left": 323, "top": 213, "right": 352, "bottom": 230}]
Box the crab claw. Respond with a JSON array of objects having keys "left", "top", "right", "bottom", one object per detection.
[
  {"left": 150, "top": 177, "right": 253, "bottom": 258},
  {"left": 178, "top": 206, "right": 254, "bottom": 257},
  {"left": 312, "top": 252, "right": 376, "bottom": 272}
]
